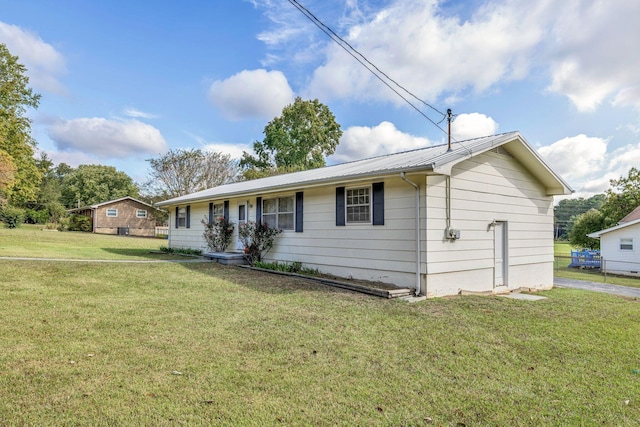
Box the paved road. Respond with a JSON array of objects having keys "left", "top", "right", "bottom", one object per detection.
[{"left": 554, "top": 277, "right": 640, "bottom": 298}]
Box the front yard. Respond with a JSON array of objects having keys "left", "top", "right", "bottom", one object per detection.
[{"left": 0, "top": 228, "right": 639, "bottom": 425}]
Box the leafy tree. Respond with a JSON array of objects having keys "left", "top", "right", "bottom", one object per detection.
[
  {"left": 568, "top": 209, "right": 605, "bottom": 249},
  {"left": 554, "top": 194, "right": 605, "bottom": 239},
  {"left": 600, "top": 167, "right": 640, "bottom": 227},
  {"left": 0, "top": 43, "right": 42, "bottom": 206},
  {"left": 60, "top": 165, "right": 139, "bottom": 208},
  {"left": 28, "top": 153, "right": 68, "bottom": 222},
  {"left": 144, "top": 148, "right": 237, "bottom": 199},
  {"left": 0, "top": 148, "right": 16, "bottom": 192},
  {"left": 240, "top": 97, "right": 342, "bottom": 179}
]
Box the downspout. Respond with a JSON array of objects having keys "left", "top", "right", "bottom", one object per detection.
[{"left": 400, "top": 172, "right": 421, "bottom": 296}]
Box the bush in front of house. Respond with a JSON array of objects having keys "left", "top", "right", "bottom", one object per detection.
[
  {"left": 159, "top": 246, "right": 203, "bottom": 256},
  {"left": 238, "top": 221, "right": 282, "bottom": 265},
  {"left": 201, "top": 217, "right": 235, "bottom": 252},
  {"left": 67, "top": 214, "right": 92, "bottom": 232},
  {"left": 253, "top": 260, "right": 320, "bottom": 276},
  {"left": 0, "top": 206, "right": 25, "bottom": 228}
]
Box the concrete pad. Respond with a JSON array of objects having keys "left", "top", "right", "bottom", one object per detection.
[{"left": 499, "top": 293, "right": 547, "bottom": 301}]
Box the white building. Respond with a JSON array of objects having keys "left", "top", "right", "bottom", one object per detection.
[
  {"left": 156, "top": 132, "right": 572, "bottom": 297},
  {"left": 588, "top": 206, "right": 640, "bottom": 277}
]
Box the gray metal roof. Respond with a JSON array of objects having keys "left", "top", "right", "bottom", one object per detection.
[{"left": 156, "top": 131, "right": 572, "bottom": 207}]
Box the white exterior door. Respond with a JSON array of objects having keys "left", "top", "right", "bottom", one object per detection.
[
  {"left": 236, "top": 203, "right": 247, "bottom": 251},
  {"left": 494, "top": 221, "right": 508, "bottom": 288}
]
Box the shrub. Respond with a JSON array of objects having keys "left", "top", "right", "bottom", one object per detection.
[
  {"left": 159, "top": 246, "right": 203, "bottom": 256},
  {"left": 57, "top": 217, "right": 70, "bottom": 231},
  {"left": 202, "top": 217, "right": 235, "bottom": 252},
  {"left": 68, "top": 214, "right": 92, "bottom": 232},
  {"left": 24, "top": 209, "right": 50, "bottom": 224},
  {"left": 253, "top": 260, "right": 319, "bottom": 276},
  {"left": 0, "top": 206, "right": 25, "bottom": 228},
  {"left": 238, "top": 221, "right": 282, "bottom": 265}
]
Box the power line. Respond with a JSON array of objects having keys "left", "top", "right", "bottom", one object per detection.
[{"left": 287, "top": 0, "right": 450, "bottom": 138}]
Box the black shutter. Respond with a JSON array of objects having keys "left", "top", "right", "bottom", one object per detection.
[
  {"left": 372, "top": 182, "right": 384, "bottom": 226},
  {"left": 295, "top": 192, "right": 303, "bottom": 232},
  {"left": 256, "top": 197, "right": 262, "bottom": 224},
  {"left": 336, "top": 187, "right": 345, "bottom": 226},
  {"left": 186, "top": 205, "right": 191, "bottom": 228},
  {"left": 175, "top": 206, "right": 179, "bottom": 229},
  {"left": 208, "top": 202, "right": 213, "bottom": 225},
  {"left": 224, "top": 200, "right": 229, "bottom": 222}
]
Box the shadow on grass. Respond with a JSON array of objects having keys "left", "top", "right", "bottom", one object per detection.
[
  {"left": 178, "top": 261, "right": 369, "bottom": 297},
  {"left": 101, "top": 247, "right": 195, "bottom": 260}
]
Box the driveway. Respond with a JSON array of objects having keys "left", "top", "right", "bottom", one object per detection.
[{"left": 554, "top": 277, "right": 640, "bottom": 298}]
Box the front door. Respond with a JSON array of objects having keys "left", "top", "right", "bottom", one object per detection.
[
  {"left": 494, "top": 221, "right": 508, "bottom": 288},
  {"left": 236, "top": 203, "right": 247, "bottom": 251}
]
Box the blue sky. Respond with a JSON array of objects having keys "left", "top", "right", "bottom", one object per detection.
[{"left": 1, "top": 0, "right": 639, "bottom": 199}]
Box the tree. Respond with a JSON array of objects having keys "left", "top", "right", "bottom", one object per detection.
[
  {"left": 554, "top": 194, "right": 605, "bottom": 239},
  {"left": 60, "top": 165, "right": 139, "bottom": 208},
  {"left": 600, "top": 167, "right": 640, "bottom": 227},
  {"left": 569, "top": 209, "right": 604, "bottom": 249},
  {"left": 27, "top": 153, "right": 68, "bottom": 222},
  {"left": 0, "top": 43, "right": 42, "bottom": 206},
  {"left": 240, "top": 97, "right": 342, "bottom": 179},
  {"left": 143, "top": 148, "right": 237, "bottom": 199}
]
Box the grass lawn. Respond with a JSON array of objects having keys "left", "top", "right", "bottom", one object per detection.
[
  {"left": 0, "top": 224, "right": 178, "bottom": 260},
  {"left": 554, "top": 241, "right": 640, "bottom": 289},
  {"left": 0, "top": 228, "right": 639, "bottom": 425}
]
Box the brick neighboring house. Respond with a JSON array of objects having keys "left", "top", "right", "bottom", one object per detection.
[{"left": 68, "top": 196, "right": 161, "bottom": 237}]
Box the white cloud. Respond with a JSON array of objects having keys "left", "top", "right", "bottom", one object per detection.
[
  {"left": 47, "top": 118, "right": 168, "bottom": 159},
  {"left": 612, "top": 87, "right": 640, "bottom": 110},
  {"left": 257, "top": 0, "right": 640, "bottom": 114},
  {"left": 538, "top": 134, "right": 608, "bottom": 182},
  {"left": 607, "top": 144, "right": 640, "bottom": 177},
  {"left": 208, "top": 69, "right": 295, "bottom": 120},
  {"left": 545, "top": 0, "right": 640, "bottom": 112},
  {"left": 331, "top": 121, "right": 432, "bottom": 163},
  {"left": 39, "top": 149, "right": 98, "bottom": 169},
  {"left": 303, "top": 0, "right": 548, "bottom": 104},
  {"left": 0, "top": 21, "right": 66, "bottom": 95},
  {"left": 451, "top": 113, "right": 498, "bottom": 141},
  {"left": 202, "top": 143, "right": 251, "bottom": 161},
  {"left": 123, "top": 107, "right": 158, "bottom": 119}
]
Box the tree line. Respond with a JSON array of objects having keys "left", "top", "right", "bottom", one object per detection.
[{"left": 0, "top": 43, "right": 341, "bottom": 228}]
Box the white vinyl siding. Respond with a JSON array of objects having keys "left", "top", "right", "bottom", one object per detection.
[
  {"left": 165, "top": 149, "right": 558, "bottom": 296},
  {"left": 106, "top": 208, "right": 117, "bottom": 217}
]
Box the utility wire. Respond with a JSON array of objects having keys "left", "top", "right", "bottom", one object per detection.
[{"left": 287, "top": 0, "right": 450, "bottom": 138}]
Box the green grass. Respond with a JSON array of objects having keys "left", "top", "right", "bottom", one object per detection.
[
  {"left": 0, "top": 224, "right": 180, "bottom": 260},
  {"left": 554, "top": 241, "right": 640, "bottom": 289},
  {"left": 0, "top": 229, "right": 639, "bottom": 425}
]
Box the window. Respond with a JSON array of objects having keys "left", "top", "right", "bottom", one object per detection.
[
  {"left": 136, "top": 209, "right": 147, "bottom": 218},
  {"left": 262, "top": 196, "right": 294, "bottom": 230},
  {"left": 238, "top": 204, "right": 246, "bottom": 223},
  {"left": 620, "top": 238, "right": 634, "bottom": 251},
  {"left": 106, "top": 208, "right": 118, "bottom": 217},
  {"left": 346, "top": 187, "right": 370, "bottom": 223},
  {"left": 212, "top": 203, "right": 224, "bottom": 221},
  {"left": 177, "top": 207, "right": 186, "bottom": 228}
]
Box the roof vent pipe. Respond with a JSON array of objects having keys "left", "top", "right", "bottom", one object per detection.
[{"left": 400, "top": 172, "right": 421, "bottom": 296}]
